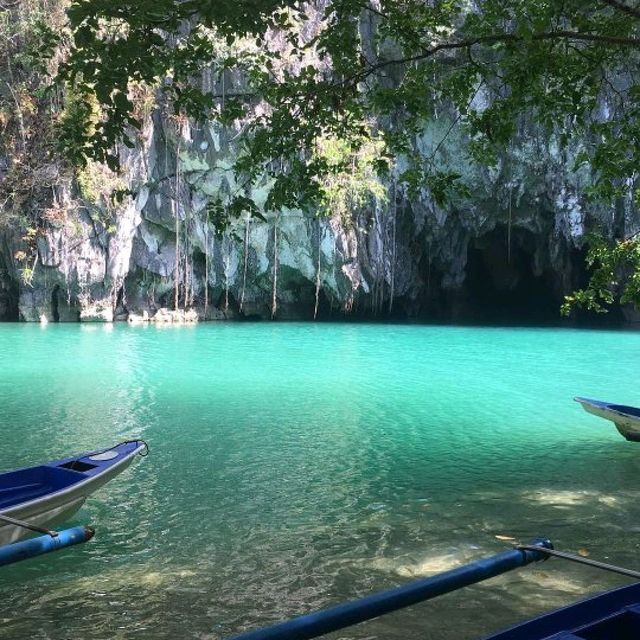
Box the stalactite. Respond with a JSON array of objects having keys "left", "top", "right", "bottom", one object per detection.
[
  {"left": 120, "top": 281, "right": 127, "bottom": 313},
  {"left": 211, "top": 235, "right": 216, "bottom": 308},
  {"left": 183, "top": 241, "right": 190, "bottom": 308},
  {"left": 369, "top": 213, "right": 377, "bottom": 314},
  {"left": 188, "top": 251, "right": 194, "bottom": 308},
  {"left": 220, "top": 69, "right": 230, "bottom": 313},
  {"left": 240, "top": 219, "right": 250, "bottom": 314}
]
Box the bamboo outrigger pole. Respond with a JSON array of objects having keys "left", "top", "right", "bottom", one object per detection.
[
  {"left": 0, "top": 526, "right": 95, "bottom": 567},
  {"left": 229, "top": 539, "right": 553, "bottom": 640}
]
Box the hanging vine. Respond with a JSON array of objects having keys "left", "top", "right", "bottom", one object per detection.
[
  {"left": 223, "top": 231, "right": 230, "bottom": 313},
  {"left": 204, "top": 213, "right": 209, "bottom": 317},
  {"left": 507, "top": 183, "right": 513, "bottom": 265},
  {"left": 271, "top": 216, "right": 279, "bottom": 320},
  {"left": 313, "top": 218, "right": 322, "bottom": 320},
  {"left": 173, "top": 124, "right": 182, "bottom": 311},
  {"left": 388, "top": 181, "right": 397, "bottom": 315},
  {"left": 239, "top": 218, "right": 250, "bottom": 314}
]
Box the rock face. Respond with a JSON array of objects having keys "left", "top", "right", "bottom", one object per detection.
[
  {"left": 1, "top": 22, "right": 638, "bottom": 325},
  {"left": 1, "top": 104, "right": 637, "bottom": 324}
]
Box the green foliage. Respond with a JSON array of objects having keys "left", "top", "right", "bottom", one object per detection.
[
  {"left": 56, "top": 0, "right": 640, "bottom": 210},
  {"left": 38, "top": 0, "right": 640, "bottom": 313},
  {"left": 561, "top": 234, "right": 640, "bottom": 315},
  {"left": 76, "top": 159, "right": 129, "bottom": 229},
  {"left": 314, "top": 131, "right": 387, "bottom": 221},
  {"left": 206, "top": 195, "right": 267, "bottom": 236},
  {"left": 0, "top": 1, "right": 70, "bottom": 230},
  {"left": 56, "top": 88, "right": 100, "bottom": 167}
]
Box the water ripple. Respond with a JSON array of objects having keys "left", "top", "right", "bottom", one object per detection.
[{"left": 0, "top": 323, "right": 639, "bottom": 639}]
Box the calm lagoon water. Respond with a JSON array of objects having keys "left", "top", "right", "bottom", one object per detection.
[{"left": 1, "top": 323, "right": 640, "bottom": 639}]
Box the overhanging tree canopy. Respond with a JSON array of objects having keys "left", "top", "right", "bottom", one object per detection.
[{"left": 55, "top": 0, "right": 640, "bottom": 311}]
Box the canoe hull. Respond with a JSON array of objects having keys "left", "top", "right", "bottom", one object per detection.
[
  {"left": 0, "top": 441, "right": 144, "bottom": 545},
  {"left": 483, "top": 582, "right": 640, "bottom": 639},
  {"left": 575, "top": 396, "right": 640, "bottom": 441}
]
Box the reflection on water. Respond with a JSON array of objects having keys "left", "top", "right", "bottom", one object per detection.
[{"left": 0, "top": 323, "right": 639, "bottom": 639}]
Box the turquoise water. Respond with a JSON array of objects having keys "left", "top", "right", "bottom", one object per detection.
[{"left": 1, "top": 323, "right": 640, "bottom": 640}]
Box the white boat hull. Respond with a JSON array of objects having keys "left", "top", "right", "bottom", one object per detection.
[
  {"left": 575, "top": 397, "right": 640, "bottom": 441},
  {"left": 0, "top": 442, "right": 143, "bottom": 545}
]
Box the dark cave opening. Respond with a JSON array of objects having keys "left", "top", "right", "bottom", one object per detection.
[
  {"left": 0, "top": 258, "right": 18, "bottom": 321},
  {"left": 461, "top": 227, "right": 563, "bottom": 324}
]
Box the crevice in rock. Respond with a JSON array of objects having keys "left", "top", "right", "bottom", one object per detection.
[
  {"left": 51, "top": 284, "right": 60, "bottom": 322},
  {"left": 0, "top": 254, "right": 18, "bottom": 321}
]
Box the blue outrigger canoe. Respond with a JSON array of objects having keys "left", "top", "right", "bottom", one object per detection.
[
  {"left": 0, "top": 440, "right": 147, "bottom": 547},
  {"left": 575, "top": 396, "right": 640, "bottom": 441},
  {"left": 484, "top": 581, "right": 640, "bottom": 639}
]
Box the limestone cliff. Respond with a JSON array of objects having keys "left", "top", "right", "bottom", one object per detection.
[
  {"left": 1, "top": 108, "right": 628, "bottom": 324},
  {"left": 0, "top": 8, "right": 637, "bottom": 324}
]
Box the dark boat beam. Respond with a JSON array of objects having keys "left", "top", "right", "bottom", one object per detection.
[
  {"left": 227, "top": 539, "right": 553, "bottom": 640},
  {"left": 0, "top": 513, "right": 58, "bottom": 537},
  {"left": 517, "top": 544, "right": 640, "bottom": 579}
]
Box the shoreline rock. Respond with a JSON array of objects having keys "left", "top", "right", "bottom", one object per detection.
[{"left": 151, "top": 308, "right": 199, "bottom": 324}]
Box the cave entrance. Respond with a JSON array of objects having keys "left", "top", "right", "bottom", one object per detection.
[
  {"left": 463, "top": 227, "right": 560, "bottom": 323},
  {"left": 0, "top": 255, "right": 18, "bottom": 321}
]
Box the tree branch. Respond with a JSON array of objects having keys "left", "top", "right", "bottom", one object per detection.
[
  {"left": 359, "top": 2, "right": 388, "bottom": 20},
  {"left": 599, "top": 0, "right": 640, "bottom": 20},
  {"left": 352, "top": 30, "right": 640, "bottom": 85}
]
